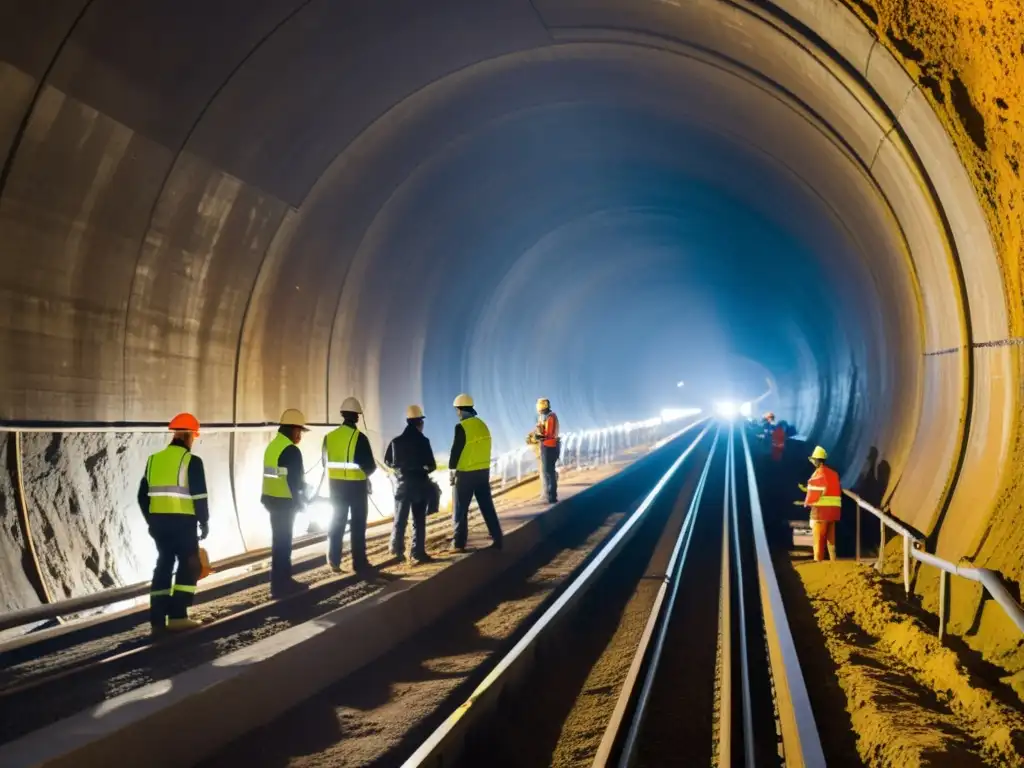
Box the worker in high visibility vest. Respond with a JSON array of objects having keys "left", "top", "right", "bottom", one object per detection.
[
  {"left": 137, "top": 413, "right": 209, "bottom": 632},
  {"left": 449, "top": 394, "right": 503, "bottom": 551},
  {"left": 323, "top": 397, "right": 377, "bottom": 572},
  {"left": 261, "top": 409, "right": 311, "bottom": 597},
  {"left": 803, "top": 445, "right": 842, "bottom": 561},
  {"left": 534, "top": 398, "right": 561, "bottom": 503}
]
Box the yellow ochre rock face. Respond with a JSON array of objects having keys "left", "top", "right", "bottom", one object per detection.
[{"left": 841, "top": 0, "right": 1023, "bottom": 328}]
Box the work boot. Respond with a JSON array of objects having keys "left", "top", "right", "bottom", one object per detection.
[
  {"left": 166, "top": 617, "right": 202, "bottom": 631},
  {"left": 149, "top": 594, "right": 170, "bottom": 631},
  {"left": 412, "top": 552, "right": 433, "bottom": 565},
  {"left": 272, "top": 579, "right": 308, "bottom": 599},
  {"left": 326, "top": 555, "right": 343, "bottom": 573},
  {"left": 392, "top": 551, "right": 407, "bottom": 563}
]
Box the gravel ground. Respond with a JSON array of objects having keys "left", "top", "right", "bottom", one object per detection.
[
  {"left": 198, "top": 498, "right": 629, "bottom": 768},
  {"left": 449, "top": 450, "right": 706, "bottom": 768},
  {"left": 0, "top": 470, "right": 621, "bottom": 746}
]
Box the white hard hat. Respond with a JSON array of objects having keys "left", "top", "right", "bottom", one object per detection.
[
  {"left": 279, "top": 408, "right": 309, "bottom": 430},
  {"left": 406, "top": 404, "right": 425, "bottom": 419},
  {"left": 453, "top": 393, "right": 474, "bottom": 408},
  {"left": 340, "top": 396, "right": 363, "bottom": 414}
]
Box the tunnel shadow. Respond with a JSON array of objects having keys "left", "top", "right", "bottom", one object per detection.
[
  {"left": 195, "top": 486, "right": 641, "bottom": 768},
  {"left": 874, "top": 577, "right": 1024, "bottom": 716},
  {"left": 768, "top": 549, "right": 862, "bottom": 764}
]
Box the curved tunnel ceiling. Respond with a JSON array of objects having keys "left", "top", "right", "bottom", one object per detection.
[{"left": 0, "top": 0, "right": 1016, "bottom": 572}]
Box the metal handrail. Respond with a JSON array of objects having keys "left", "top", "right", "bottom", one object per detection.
[{"left": 843, "top": 489, "right": 1024, "bottom": 641}]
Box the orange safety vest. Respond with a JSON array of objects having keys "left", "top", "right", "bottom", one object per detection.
[
  {"left": 804, "top": 465, "right": 842, "bottom": 522},
  {"left": 539, "top": 412, "right": 560, "bottom": 448}
]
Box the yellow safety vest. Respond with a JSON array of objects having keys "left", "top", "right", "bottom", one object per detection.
[
  {"left": 146, "top": 445, "right": 197, "bottom": 516},
  {"left": 262, "top": 433, "right": 295, "bottom": 499},
  {"left": 457, "top": 416, "right": 492, "bottom": 472},
  {"left": 325, "top": 424, "right": 367, "bottom": 481}
]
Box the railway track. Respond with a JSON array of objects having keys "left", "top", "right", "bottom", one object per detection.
[
  {"left": 400, "top": 424, "right": 824, "bottom": 768},
  {"left": 0, "top": 468, "right": 562, "bottom": 746}
]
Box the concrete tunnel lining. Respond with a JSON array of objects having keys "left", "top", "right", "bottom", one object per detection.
[{"left": 0, "top": 0, "right": 1012, "bottom": 635}]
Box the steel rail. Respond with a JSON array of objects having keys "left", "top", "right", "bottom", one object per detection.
[
  {"left": 0, "top": 468, "right": 548, "bottom": 635},
  {"left": 728, "top": 426, "right": 757, "bottom": 768},
  {"left": 601, "top": 429, "right": 719, "bottom": 767},
  {"left": 400, "top": 420, "right": 712, "bottom": 768},
  {"left": 739, "top": 429, "right": 825, "bottom": 768},
  {"left": 0, "top": 560, "right": 366, "bottom": 700},
  {"left": 716, "top": 438, "right": 733, "bottom": 768}
]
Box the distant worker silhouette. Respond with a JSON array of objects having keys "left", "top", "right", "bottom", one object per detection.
[
  {"left": 770, "top": 420, "right": 787, "bottom": 461},
  {"left": 533, "top": 398, "right": 561, "bottom": 503},
  {"left": 803, "top": 445, "right": 842, "bottom": 561}
]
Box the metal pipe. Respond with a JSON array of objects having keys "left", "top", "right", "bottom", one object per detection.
[
  {"left": 855, "top": 505, "right": 861, "bottom": 563},
  {"left": 843, "top": 489, "right": 922, "bottom": 544},
  {"left": 8, "top": 432, "right": 55, "bottom": 607},
  {"left": 0, "top": 421, "right": 340, "bottom": 434},
  {"left": 902, "top": 535, "right": 911, "bottom": 594},
  {"left": 911, "top": 549, "right": 1024, "bottom": 635},
  {"left": 938, "top": 569, "right": 950, "bottom": 643},
  {"left": 879, "top": 519, "right": 886, "bottom": 572}
]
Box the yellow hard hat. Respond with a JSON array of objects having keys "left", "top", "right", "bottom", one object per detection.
[
  {"left": 536, "top": 397, "right": 550, "bottom": 412},
  {"left": 279, "top": 408, "right": 309, "bottom": 429},
  {"left": 406, "top": 404, "right": 425, "bottom": 419},
  {"left": 340, "top": 396, "right": 363, "bottom": 414},
  {"left": 453, "top": 393, "right": 474, "bottom": 408},
  {"left": 810, "top": 445, "right": 828, "bottom": 461}
]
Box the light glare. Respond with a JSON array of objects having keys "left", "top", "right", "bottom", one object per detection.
[
  {"left": 713, "top": 400, "right": 739, "bottom": 419},
  {"left": 740, "top": 401, "right": 752, "bottom": 418}
]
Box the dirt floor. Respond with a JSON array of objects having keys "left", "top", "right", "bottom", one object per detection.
[
  {"left": 795, "top": 558, "right": 1024, "bottom": 767},
  {"left": 198, "top": 507, "right": 629, "bottom": 767}
]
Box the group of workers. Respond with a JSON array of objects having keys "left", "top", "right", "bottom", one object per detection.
[{"left": 138, "top": 394, "right": 561, "bottom": 633}]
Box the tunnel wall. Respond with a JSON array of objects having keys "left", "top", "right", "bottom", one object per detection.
[{"left": 0, "top": 0, "right": 1018, "bottom": 656}]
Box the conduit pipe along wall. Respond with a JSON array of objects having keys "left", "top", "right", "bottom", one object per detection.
[{"left": 0, "top": 0, "right": 1013, "bottom": 632}]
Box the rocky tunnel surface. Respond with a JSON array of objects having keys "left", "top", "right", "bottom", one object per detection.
[{"left": 0, "top": 0, "right": 1020, "bottom": 666}]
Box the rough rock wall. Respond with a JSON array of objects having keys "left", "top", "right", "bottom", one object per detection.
[
  {"left": 0, "top": 436, "right": 42, "bottom": 613},
  {"left": 18, "top": 431, "right": 246, "bottom": 603},
  {"left": 840, "top": 0, "right": 1024, "bottom": 664}
]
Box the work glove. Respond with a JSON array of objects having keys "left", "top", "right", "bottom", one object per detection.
[
  {"left": 449, "top": 470, "right": 456, "bottom": 487},
  {"left": 199, "top": 521, "right": 209, "bottom": 541}
]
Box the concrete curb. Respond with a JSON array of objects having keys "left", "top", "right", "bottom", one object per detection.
[{"left": 0, "top": 465, "right": 630, "bottom": 768}]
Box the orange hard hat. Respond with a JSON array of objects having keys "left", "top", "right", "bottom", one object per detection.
[{"left": 168, "top": 412, "right": 200, "bottom": 435}]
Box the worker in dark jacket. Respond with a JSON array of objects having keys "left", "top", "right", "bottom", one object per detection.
[
  {"left": 323, "top": 397, "right": 377, "bottom": 572},
  {"left": 261, "top": 409, "right": 310, "bottom": 597},
  {"left": 137, "top": 412, "right": 209, "bottom": 632},
  {"left": 384, "top": 405, "right": 437, "bottom": 563},
  {"left": 449, "top": 393, "right": 503, "bottom": 551}
]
